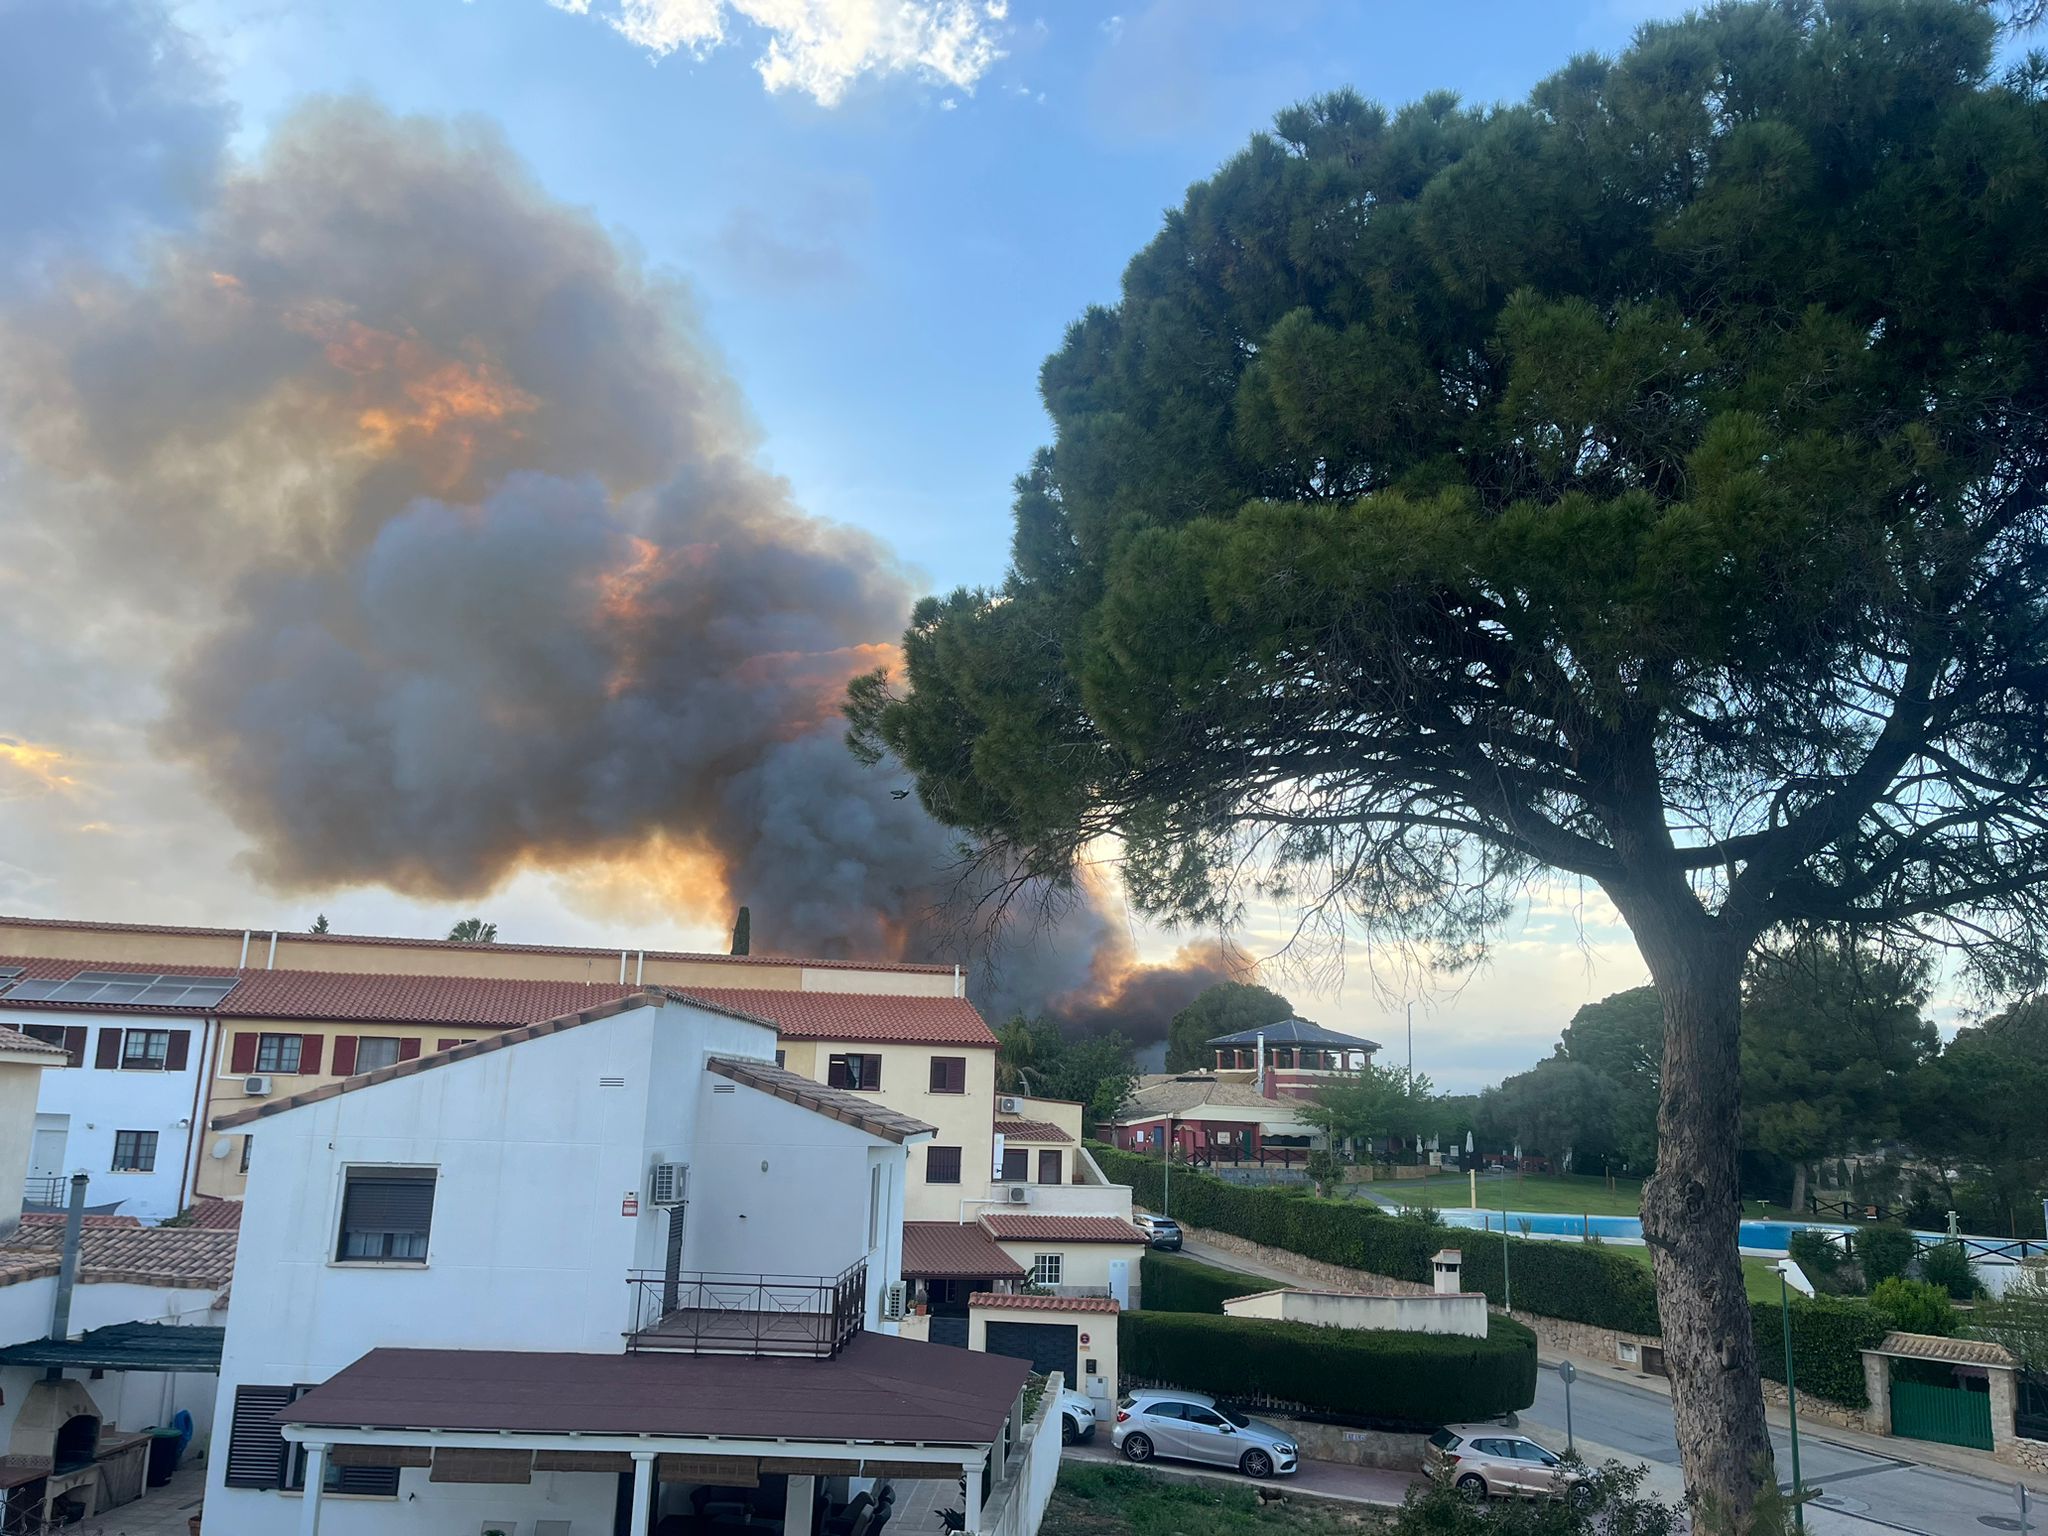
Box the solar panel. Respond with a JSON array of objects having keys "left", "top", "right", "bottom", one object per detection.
[
  {"left": 0, "top": 972, "right": 239, "bottom": 1007},
  {"left": 0, "top": 966, "right": 22, "bottom": 979}
]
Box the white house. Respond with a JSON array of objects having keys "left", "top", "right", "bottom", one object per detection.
[
  {"left": 1, "top": 969, "right": 231, "bottom": 1222},
  {"left": 201, "top": 989, "right": 1059, "bottom": 1536}
]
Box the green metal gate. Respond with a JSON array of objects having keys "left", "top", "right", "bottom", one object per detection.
[{"left": 1890, "top": 1379, "right": 1994, "bottom": 1451}]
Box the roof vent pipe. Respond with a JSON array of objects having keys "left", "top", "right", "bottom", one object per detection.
[
  {"left": 49, "top": 1172, "right": 88, "bottom": 1365},
  {"left": 238, "top": 929, "right": 251, "bottom": 969},
  {"left": 619, "top": 950, "right": 628, "bottom": 984},
  {"left": 636, "top": 951, "right": 645, "bottom": 985},
  {"left": 266, "top": 930, "right": 279, "bottom": 968}
]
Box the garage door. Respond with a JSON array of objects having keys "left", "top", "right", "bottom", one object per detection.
[{"left": 983, "top": 1321, "right": 1078, "bottom": 1382}]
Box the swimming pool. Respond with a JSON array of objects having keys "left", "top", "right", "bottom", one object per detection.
[{"left": 1428, "top": 1207, "right": 1864, "bottom": 1252}]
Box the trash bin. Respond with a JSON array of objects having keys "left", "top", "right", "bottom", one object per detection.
[{"left": 148, "top": 1427, "right": 184, "bottom": 1488}]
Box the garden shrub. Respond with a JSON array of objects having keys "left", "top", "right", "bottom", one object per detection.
[
  {"left": 1118, "top": 1309, "right": 1537, "bottom": 1426},
  {"left": 1140, "top": 1250, "right": 1267, "bottom": 1313},
  {"left": 1786, "top": 1229, "right": 1842, "bottom": 1281},
  {"left": 1869, "top": 1277, "right": 1958, "bottom": 1336},
  {"left": 1853, "top": 1223, "right": 1915, "bottom": 1287},
  {"left": 1916, "top": 1241, "right": 1980, "bottom": 1300},
  {"left": 1751, "top": 1294, "right": 1890, "bottom": 1407}
]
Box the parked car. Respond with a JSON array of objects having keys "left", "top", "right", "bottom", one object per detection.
[
  {"left": 1058, "top": 1388, "right": 1098, "bottom": 1444},
  {"left": 1424, "top": 1425, "right": 1587, "bottom": 1502},
  {"left": 1113, "top": 1390, "right": 1298, "bottom": 1478},
  {"left": 1134, "top": 1213, "right": 1183, "bottom": 1251}
]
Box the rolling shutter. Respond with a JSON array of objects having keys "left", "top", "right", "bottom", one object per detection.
[
  {"left": 95, "top": 1030, "right": 124, "bottom": 1069},
  {"left": 230, "top": 1033, "right": 259, "bottom": 1074},
  {"left": 331, "top": 1036, "right": 357, "bottom": 1075},
  {"left": 398, "top": 1038, "right": 422, "bottom": 1062},
  {"left": 299, "top": 1034, "right": 324, "bottom": 1073},
  {"left": 61, "top": 1027, "right": 86, "bottom": 1068},
  {"left": 164, "top": 1031, "right": 190, "bottom": 1072},
  {"left": 225, "top": 1384, "right": 294, "bottom": 1488}
]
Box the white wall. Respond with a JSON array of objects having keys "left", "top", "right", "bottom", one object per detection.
[
  {"left": 992, "top": 1241, "right": 1143, "bottom": 1297},
  {"left": 0, "top": 1056, "right": 51, "bottom": 1234},
  {"left": 1222, "top": 1289, "right": 1488, "bottom": 1338},
  {"left": 4, "top": 1007, "right": 212, "bottom": 1222}
]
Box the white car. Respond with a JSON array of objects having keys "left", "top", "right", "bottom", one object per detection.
[
  {"left": 1112, "top": 1389, "right": 1298, "bottom": 1478},
  {"left": 1058, "top": 1387, "right": 1098, "bottom": 1444}
]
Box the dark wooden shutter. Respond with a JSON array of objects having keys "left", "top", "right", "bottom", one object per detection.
[
  {"left": 331, "top": 1036, "right": 357, "bottom": 1075},
  {"left": 299, "top": 1034, "right": 323, "bottom": 1074},
  {"left": 62, "top": 1027, "right": 87, "bottom": 1068},
  {"left": 859, "top": 1055, "right": 882, "bottom": 1089},
  {"left": 827, "top": 1056, "right": 850, "bottom": 1089},
  {"left": 339, "top": 1171, "right": 435, "bottom": 1258},
  {"left": 225, "top": 1383, "right": 294, "bottom": 1487},
  {"left": 164, "top": 1031, "right": 190, "bottom": 1072},
  {"left": 1001, "top": 1149, "right": 1029, "bottom": 1181},
  {"left": 95, "top": 1029, "right": 123, "bottom": 1069},
  {"left": 436, "top": 1038, "right": 459, "bottom": 1052},
  {"left": 930, "top": 1056, "right": 966, "bottom": 1093},
  {"left": 925, "top": 1146, "right": 962, "bottom": 1184},
  {"left": 398, "top": 1037, "right": 422, "bottom": 1062},
  {"left": 1038, "top": 1150, "right": 1062, "bottom": 1185},
  {"left": 230, "top": 1032, "right": 259, "bottom": 1073}
]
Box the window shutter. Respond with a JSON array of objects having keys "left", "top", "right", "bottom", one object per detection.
[
  {"left": 398, "top": 1038, "right": 422, "bottom": 1062},
  {"left": 827, "top": 1057, "right": 850, "bottom": 1090},
  {"left": 1002, "top": 1149, "right": 1029, "bottom": 1181},
  {"left": 225, "top": 1383, "right": 294, "bottom": 1488},
  {"left": 331, "top": 1036, "right": 357, "bottom": 1075},
  {"left": 230, "top": 1032, "right": 259, "bottom": 1074},
  {"left": 95, "top": 1029, "right": 124, "bottom": 1070},
  {"left": 341, "top": 1173, "right": 435, "bottom": 1232},
  {"left": 436, "top": 1038, "right": 458, "bottom": 1052},
  {"left": 1038, "top": 1150, "right": 1062, "bottom": 1185},
  {"left": 62, "top": 1027, "right": 87, "bottom": 1068},
  {"left": 867, "top": 1055, "right": 882, "bottom": 1089},
  {"left": 299, "top": 1034, "right": 323, "bottom": 1074},
  {"left": 925, "top": 1146, "right": 962, "bottom": 1184},
  {"left": 164, "top": 1031, "right": 190, "bottom": 1072}
]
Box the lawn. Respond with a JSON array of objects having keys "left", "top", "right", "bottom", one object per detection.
[
  {"left": 1043, "top": 1464, "right": 1386, "bottom": 1536},
  {"left": 1603, "top": 1241, "right": 1786, "bottom": 1305},
  {"left": 1384, "top": 1171, "right": 1804, "bottom": 1224}
]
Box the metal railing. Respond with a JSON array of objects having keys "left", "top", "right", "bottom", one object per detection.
[
  {"left": 625, "top": 1259, "right": 866, "bottom": 1357},
  {"left": 20, "top": 1177, "right": 65, "bottom": 1210}
]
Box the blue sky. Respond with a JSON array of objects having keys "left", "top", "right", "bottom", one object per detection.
[{"left": 0, "top": 0, "right": 1726, "bottom": 1090}]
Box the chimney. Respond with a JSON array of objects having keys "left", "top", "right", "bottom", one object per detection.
[
  {"left": 730, "top": 905, "right": 751, "bottom": 957},
  {"left": 50, "top": 1173, "right": 89, "bottom": 1365},
  {"left": 1432, "top": 1248, "right": 1463, "bottom": 1296}
]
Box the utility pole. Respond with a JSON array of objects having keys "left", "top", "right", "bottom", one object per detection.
[{"left": 1405, "top": 1001, "right": 1414, "bottom": 1087}]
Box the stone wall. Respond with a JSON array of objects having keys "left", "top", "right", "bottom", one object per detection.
[{"left": 1270, "top": 1417, "right": 1429, "bottom": 1471}]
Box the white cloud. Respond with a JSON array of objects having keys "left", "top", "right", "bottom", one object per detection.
[{"left": 561, "top": 0, "right": 1007, "bottom": 106}]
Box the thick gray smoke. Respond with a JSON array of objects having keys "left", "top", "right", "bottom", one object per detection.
[{"left": 0, "top": 47, "right": 1233, "bottom": 1027}]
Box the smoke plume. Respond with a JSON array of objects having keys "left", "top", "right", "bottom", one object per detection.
[{"left": 0, "top": 76, "right": 1230, "bottom": 1032}]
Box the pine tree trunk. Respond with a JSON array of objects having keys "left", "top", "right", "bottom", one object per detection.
[
  {"left": 1791, "top": 1160, "right": 1809, "bottom": 1216},
  {"left": 1630, "top": 906, "right": 1775, "bottom": 1523}
]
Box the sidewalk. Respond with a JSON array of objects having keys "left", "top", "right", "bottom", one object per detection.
[{"left": 1063, "top": 1442, "right": 1422, "bottom": 1508}]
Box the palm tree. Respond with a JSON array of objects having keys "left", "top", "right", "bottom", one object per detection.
[
  {"left": 446, "top": 918, "right": 498, "bottom": 944},
  {"left": 995, "top": 1018, "right": 1043, "bottom": 1095}
]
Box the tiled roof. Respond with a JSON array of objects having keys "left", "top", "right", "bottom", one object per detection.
[
  {"left": 902, "top": 1222, "right": 1026, "bottom": 1280},
  {"left": 668, "top": 987, "right": 996, "bottom": 1047},
  {"left": 0, "top": 1225, "right": 237, "bottom": 1290},
  {"left": 994, "top": 1119, "right": 1071, "bottom": 1144},
  {"left": 1873, "top": 1331, "right": 2016, "bottom": 1367},
  {"left": 0, "top": 1023, "right": 68, "bottom": 1059},
  {"left": 0, "top": 913, "right": 952, "bottom": 974},
  {"left": 968, "top": 1292, "right": 1120, "bottom": 1314},
  {"left": 214, "top": 993, "right": 662, "bottom": 1129},
  {"left": 17, "top": 1213, "right": 144, "bottom": 1230},
  {"left": 706, "top": 1057, "right": 937, "bottom": 1144},
  {"left": 186, "top": 1198, "right": 245, "bottom": 1230},
  {"left": 0, "top": 1251, "right": 59, "bottom": 1289},
  {"left": 1113, "top": 1074, "right": 1314, "bottom": 1120},
  {"left": 1208, "top": 1016, "right": 1381, "bottom": 1051},
  {"left": 978, "top": 1215, "right": 1148, "bottom": 1245}
]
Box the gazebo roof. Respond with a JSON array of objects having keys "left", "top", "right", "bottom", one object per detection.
[{"left": 1208, "top": 1016, "right": 1381, "bottom": 1051}]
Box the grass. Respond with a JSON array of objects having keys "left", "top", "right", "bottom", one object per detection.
[
  {"left": 1043, "top": 1464, "right": 1386, "bottom": 1536},
  {"left": 1385, "top": 1171, "right": 1804, "bottom": 1224},
  {"left": 1604, "top": 1241, "right": 1786, "bottom": 1304}
]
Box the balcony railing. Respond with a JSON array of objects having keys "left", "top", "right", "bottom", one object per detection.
[
  {"left": 625, "top": 1260, "right": 866, "bottom": 1358},
  {"left": 21, "top": 1176, "right": 66, "bottom": 1211}
]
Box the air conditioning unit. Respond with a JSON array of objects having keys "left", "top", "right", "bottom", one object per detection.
[
  {"left": 648, "top": 1162, "right": 689, "bottom": 1207},
  {"left": 241, "top": 1075, "right": 272, "bottom": 1097},
  {"left": 998, "top": 1096, "right": 1024, "bottom": 1115},
  {"left": 1006, "top": 1185, "right": 1029, "bottom": 1204},
  {"left": 881, "top": 1281, "right": 908, "bottom": 1322}
]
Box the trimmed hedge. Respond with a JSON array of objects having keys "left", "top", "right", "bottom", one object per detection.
[
  {"left": 1092, "top": 1142, "right": 1660, "bottom": 1336},
  {"left": 1751, "top": 1294, "right": 1889, "bottom": 1408},
  {"left": 1141, "top": 1250, "right": 1268, "bottom": 1314},
  {"left": 1119, "top": 1309, "right": 1538, "bottom": 1426}
]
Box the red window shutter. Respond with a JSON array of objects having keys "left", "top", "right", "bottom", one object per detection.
[
  {"left": 436, "top": 1039, "right": 458, "bottom": 1052},
  {"left": 331, "top": 1036, "right": 357, "bottom": 1076},
  {"left": 164, "top": 1031, "right": 190, "bottom": 1072},
  {"left": 230, "top": 1032, "right": 258, "bottom": 1074},
  {"left": 95, "top": 1029, "right": 124, "bottom": 1070},
  {"left": 62, "top": 1027, "right": 87, "bottom": 1069},
  {"left": 298, "top": 1035, "right": 323, "bottom": 1074},
  {"left": 398, "top": 1038, "right": 422, "bottom": 1062}
]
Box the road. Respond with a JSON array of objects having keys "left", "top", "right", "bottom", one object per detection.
[{"left": 1170, "top": 1230, "right": 2037, "bottom": 1535}]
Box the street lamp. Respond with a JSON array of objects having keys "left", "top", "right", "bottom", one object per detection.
[
  {"left": 1774, "top": 1256, "right": 1815, "bottom": 1529},
  {"left": 1491, "top": 1164, "right": 1513, "bottom": 1313}
]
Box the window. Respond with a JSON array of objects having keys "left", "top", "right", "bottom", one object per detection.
[
  {"left": 925, "top": 1146, "right": 962, "bottom": 1184},
  {"left": 22, "top": 1023, "right": 85, "bottom": 1068},
  {"left": 774, "top": 1049, "right": 786, "bottom": 1068},
  {"left": 112, "top": 1131, "right": 158, "bottom": 1172},
  {"left": 352, "top": 1036, "right": 402, "bottom": 1073},
  {"left": 1029, "top": 1253, "right": 1062, "bottom": 1287},
  {"left": 225, "top": 1385, "right": 398, "bottom": 1496},
  {"left": 827, "top": 1053, "right": 882, "bottom": 1091},
  {"left": 1001, "top": 1148, "right": 1029, "bottom": 1181},
  {"left": 240, "top": 1136, "right": 253, "bottom": 1174},
  {"left": 254, "top": 1034, "right": 303, "bottom": 1073},
  {"left": 928, "top": 1055, "right": 967, "bottom": 1094},
  {"left": 336, "top": 1167, "right": 436, "bottom": 1263},
  {"left": 1037, "top": 1150, "right": 1062, "bottom": 1185},
  {"left": 121, "top": 1029, "right": 171, "bottom": 1070},
  {"left": 1184, "top": 1407, "right": 1229, "bottom": 1429},
  {"left": 292, "top": 1446, "right": 400, "bottom": 1497}
]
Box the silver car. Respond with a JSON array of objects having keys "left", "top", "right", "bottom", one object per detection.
[
  {"left": 1112, "top": 1389, "right": 1298, "bottom": 1478},
  {"left": 1425, "top": 1424, "right": 1587, "bottom": 1502}
]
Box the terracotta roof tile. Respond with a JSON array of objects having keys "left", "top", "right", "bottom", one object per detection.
[
  {"left": 968, "top": 1292, "right": 1120, "bottom": 1314},
  {"left": 185, "top": 1198, "right": 245, "bottom": 1230},
  {"left": 0, "top": 1225, "right": 237, "bottom": 1290},
  {"left": 706, "top": 1057, "right": 937, "bottom": 1144},
  {"left": 17, "top": 1213, "right": 144, "bottom": 1230},
  {"left": 994, "top": 1119, "right": 1071, "bottom": 1144},
  {"left": 0, "top": 1023, "right": 69, "bottom": 1059},
  {"left": 0, "top": 1252, "right": 59, "bottom": 1289},
  {"left": 977, "top": 1215, "right": 1148, "bottom": 1244},
  {"left": 902, "top": 1223, "right": 1026, "bottom": 1280},
  {"left": 0, "top": 913, "right": 951, "bottom": 974},
  {"left": 668, "top": 987, "right": 996, "bottom": 1047},
  {"left": 1874, "top": 1331, "right": 2016, "bottom": 1367}
]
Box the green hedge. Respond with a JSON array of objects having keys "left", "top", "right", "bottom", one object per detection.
[
  {"left": 1118, "top": 1310, "right": 1538, "bottom": 1426},
  {"left": 1141, "top": 1250, "right": 1268, "bottom": 1313},
  {"left": 1751, "top": 1294, "right": 1889, "bottom": 1408},
  {"left": 1092, "top": 1142, "right": 1661, "bottom": 1336}
]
